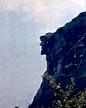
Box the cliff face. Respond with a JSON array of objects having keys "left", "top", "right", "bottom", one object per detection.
[{"left": 29, "top": 12, "right": 86, "bottom": 108}]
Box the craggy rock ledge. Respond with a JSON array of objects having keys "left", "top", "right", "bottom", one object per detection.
[{"left": 29, "top": 12, "right": 86, "bottom": 108}]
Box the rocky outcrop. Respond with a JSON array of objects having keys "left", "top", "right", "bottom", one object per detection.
[{"left": 29, "top": 12, "right": 86, "bottom": 108}]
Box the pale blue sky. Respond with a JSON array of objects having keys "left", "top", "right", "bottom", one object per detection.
[{"left": 0, "top": 0, "right": 85, "bottom": 108}]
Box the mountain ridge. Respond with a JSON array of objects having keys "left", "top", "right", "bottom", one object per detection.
[{"left": 29, "top": 11, "right": 86, "bottom": 108}]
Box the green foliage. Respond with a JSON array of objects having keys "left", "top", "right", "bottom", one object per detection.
[{"left": 42, "top": 74, "right": 86, "bottom": 108}]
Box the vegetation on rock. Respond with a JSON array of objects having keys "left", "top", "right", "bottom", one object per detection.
[{"left": 42, "top": 74, "right": 86, "bottom": 108}]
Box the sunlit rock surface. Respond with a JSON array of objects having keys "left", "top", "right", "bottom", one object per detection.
[{"left": 29, "top": 12, "right": 86, "bottom": 108}]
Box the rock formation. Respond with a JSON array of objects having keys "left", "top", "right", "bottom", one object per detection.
[{"left": 29, "top": 12, "right": 86, "bottom": 108}]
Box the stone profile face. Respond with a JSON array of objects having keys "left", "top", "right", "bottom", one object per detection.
[
  {"left": 40, "top": 33, "right": 53, "bottom": 55},
  {"left": 40, "top": 35, "right": 47, "bottom": 55}
]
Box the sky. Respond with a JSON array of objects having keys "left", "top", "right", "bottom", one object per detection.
[{"left": 0, "top": 0, "right": 85, "bottom": 108}]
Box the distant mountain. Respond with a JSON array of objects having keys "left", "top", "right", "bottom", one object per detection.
[{"left": 29, "top": 12, "right": 86, "bottom": 108}]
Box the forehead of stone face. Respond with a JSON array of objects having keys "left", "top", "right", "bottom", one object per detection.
[
  {"left": 40, "top": 32, "right": 53, "bottom": 41},
  {"left": 40, "top": 35, "right": 47, "bottom": 42}
]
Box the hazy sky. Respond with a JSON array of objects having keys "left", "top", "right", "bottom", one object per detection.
[{"left": 0, "top": 0, "right": 85, "bottom": 108}]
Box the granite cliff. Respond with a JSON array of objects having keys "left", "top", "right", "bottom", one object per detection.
[{"left": 29, "top": 12, "right": 86, "bottom": 108}]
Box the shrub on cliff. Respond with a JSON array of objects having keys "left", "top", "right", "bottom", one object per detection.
[{"left": 42, "top": 74, "right": 86, "bottom": 108}]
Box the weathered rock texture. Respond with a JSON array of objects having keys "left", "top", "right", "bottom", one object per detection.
[{"left": 29, "top": 12, "right": 86, "bottom": 108}]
